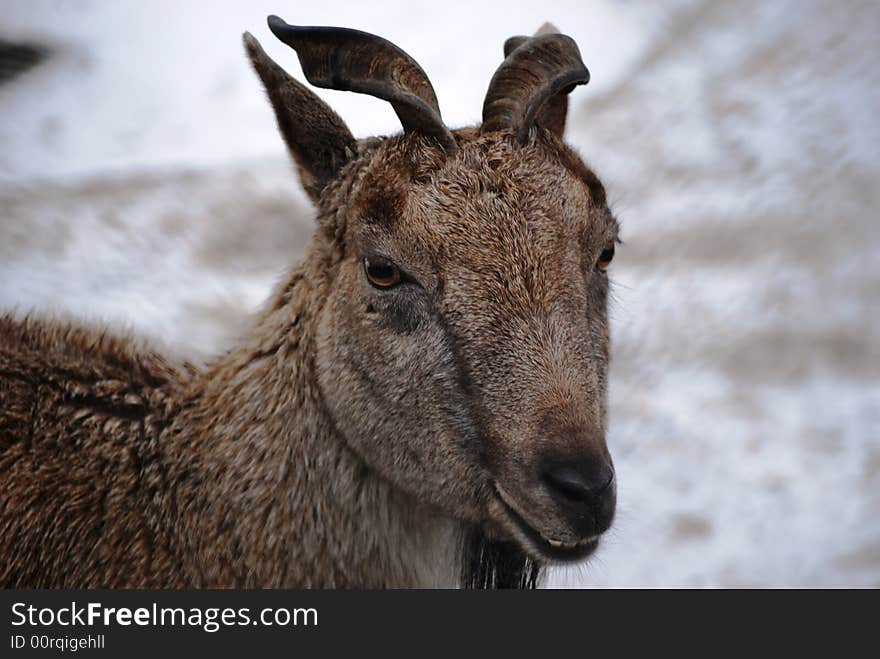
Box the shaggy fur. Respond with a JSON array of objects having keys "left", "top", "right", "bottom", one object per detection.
[{"left": 0, "top": 28, "right": 618, "bottom": 589}]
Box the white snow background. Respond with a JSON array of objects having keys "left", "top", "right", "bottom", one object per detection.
[{"left": 1, "top": 0, "right": 878, "bottom": 586}]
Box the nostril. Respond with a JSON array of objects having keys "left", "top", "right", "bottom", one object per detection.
[
  {"left": 541, "top": 460, "right": 614, "bottom": 506},
  {"left": 542, "top": 466, "right": 593, "bottom": 503}
]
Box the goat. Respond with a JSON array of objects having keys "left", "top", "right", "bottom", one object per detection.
[{"left": 0, "top": 16, "right": 619, "bottom": 588}]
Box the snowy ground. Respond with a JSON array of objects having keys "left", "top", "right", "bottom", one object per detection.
[{"left": 1, "top": 0, "right": 878, "bottom": 587}]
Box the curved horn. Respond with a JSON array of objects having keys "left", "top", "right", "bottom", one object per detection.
[
  {"left": 267, "top": 16, "right": 456, "bottom": 153},
  {"left": 502, "top": 21, "right": 563, "bottom": 58},
  {"left": 482, "top": 28, "right": 590, "bottom": 143}
]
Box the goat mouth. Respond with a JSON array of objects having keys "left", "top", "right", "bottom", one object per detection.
[{"left": 494, "top": 485, "right": 599, "bottom": 563}]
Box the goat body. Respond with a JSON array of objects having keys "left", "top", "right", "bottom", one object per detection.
[{"left": 0, "top": 259, "right": 459, "bottom": 588}]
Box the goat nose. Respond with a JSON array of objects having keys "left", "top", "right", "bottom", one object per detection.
[
  {"left": 540, "top": 457, "right": 615, "bottom": 533},
  {"left": 542, "top": 460, "right": 613, "bottom": 503}
]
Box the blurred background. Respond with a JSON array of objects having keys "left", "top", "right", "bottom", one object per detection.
[{"left": 1, "top": 0, "right": 878, "bottom": 587}]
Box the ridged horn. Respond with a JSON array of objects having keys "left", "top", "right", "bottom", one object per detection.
[
  {"left": 482, "top": 24, "right": 589, "bottom": 143},
  {"left": 267, "top": 16, "right": 456, "bottom": 153}
]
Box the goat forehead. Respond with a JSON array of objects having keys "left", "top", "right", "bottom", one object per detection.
[
  {"left": 349, "top": 136, "right": 606, "bottom": 302},
  {"left": 429, "top": 184, "right": 582, "bottom": 249},
  {"left": 418, "top": 164, "right": 591, "bottom": 280},
  {"left": 415, "top": 208, "right": 587, "bottom": 327},
  {"left": 412, "top": 144, "right": 581, "bottom": 218}
]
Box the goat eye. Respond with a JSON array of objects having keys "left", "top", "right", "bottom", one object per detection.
[
  {"left": 597, "top": 244, "right": 615, "bottom": 271},
  {"left": 364, "top": 257, "right": 402, "bottom": 288}
]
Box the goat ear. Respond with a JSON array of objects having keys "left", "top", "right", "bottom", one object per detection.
[{"left": 243, "top": 32, "right": 356, "bottom": 203}]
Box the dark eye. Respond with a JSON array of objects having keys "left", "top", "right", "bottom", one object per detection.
[
  {"left": 597, "top": 244, "right": 615, "bottom": 271},
  {"left": 364, "top": 257, "right": 402, "bottom": 288}
]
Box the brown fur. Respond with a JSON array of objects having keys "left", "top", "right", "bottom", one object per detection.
[{"left": 0, "top": 28, "right": 619, "bottom": 588}]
